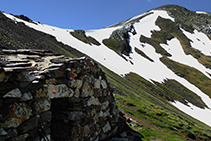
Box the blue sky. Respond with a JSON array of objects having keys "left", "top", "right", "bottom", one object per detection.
[{"left": 0, "top": 0, "right": 211, "bottom": 30}]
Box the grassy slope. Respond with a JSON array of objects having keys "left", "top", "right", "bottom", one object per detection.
[
  {"left": 99, "top": 63, "right": 211, "bottom": 140},
  {"left": 1, "top": 10, "right": 211, "bottom": 140}
]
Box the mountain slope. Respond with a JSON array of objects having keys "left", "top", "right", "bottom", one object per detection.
[{"left": 1, "top": 5, "right": 211, "bottom": 140}]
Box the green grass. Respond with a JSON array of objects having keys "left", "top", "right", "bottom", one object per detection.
[
  {"left": 102, "top": 38, "right": 121, "bottom": 55},
  {"left": 70, "top": 30, "right": 101, "bottom": 45},
  {"left": 160, "top": 56, "right": 211, "bottom": 98},
  {"left": 134, "top": 47, "right": 154, "bottom": 62},
  {"left": 140, "top": 35, "right": 172, "bottom": 57}
]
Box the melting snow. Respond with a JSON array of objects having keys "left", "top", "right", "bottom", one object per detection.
[{"left": 3, "top": 10, "right": 211, "bottom": 127}]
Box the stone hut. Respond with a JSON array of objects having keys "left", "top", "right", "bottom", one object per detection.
[{"left": 0, "top": 49, "right": 141, "bottom": 141}]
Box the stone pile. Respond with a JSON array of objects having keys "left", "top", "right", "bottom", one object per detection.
[{"left": 0, "top": 49, "right": 141, "bottom": 141}]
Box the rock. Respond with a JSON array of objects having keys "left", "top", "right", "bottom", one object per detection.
[
  {"left": 3, "top": 88, "right": 22, "bottom": 98},
  {"left": 3, "top": 103, "right": 32, "bottom": 128},
  {"left": 48, "top": 84, "right": 74, "bottom": 99},
  {"left": 101, "top": 101, "right": 109, "bottom": 110},
  {"left": 0, "top": 72, "right": 5, "bottom": 82},
  {"left": 87, "top": 96, "right": 100, "bottom": 106},
  {"left": 33, "top": 98, "right": 51, "bottom": 114},
  {"left": 17, "top": 116, "right": 39, "bottom": 133},
  {"left": 102, "top": 122, "right": 111, "bottom": 133},
  {"left": 74, "top": 88, "right": 80, "bottom": 98},
  {"left": 70, "top": 79, "right": 83, "bottom": 88},
  {"left": 83, "top": 125, "right": 90, "bottom": 137},
  {"left": 0, "top": 128, "right": 7, "bottom": 135},
  {"left": 101, "top": 80, "right": 107, "bottom": 89},
  {"left": 21, "top": 92, "right": 33, "bottom": 101},
  {"left": 95, "top": 79, "right": 101, "bottom": 89},
  {"left": 68, "top": 111, "right": 86, "bottom": 121},
  {"left": 81, "top": 81, "right": 94, "bottom": 97},
  {"left": 11, "top": 133, "right": 29, "bottom": 141}
]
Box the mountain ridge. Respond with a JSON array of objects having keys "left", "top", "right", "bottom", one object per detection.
[{"left": 1, "top": 4, "right": 211, "bottom": 140}]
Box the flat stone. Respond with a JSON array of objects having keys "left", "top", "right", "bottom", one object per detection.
[
  {"left": 0, "top": 128, "right": 8, "bottom": 135},
  {"left": 21, "top": 92, "right": 33, "bottom": 101},
  {"left": 33, "top": 98, "right": 51, "bottom": 114},
  {"left": 68, "top": 111, "right": 86, "bottom": 121},
  {"left": 3, "top": 88, "right": 22, "bottom": 98},
  {"left": 70, "top": 79, "right": 83, "bottom": 88},
  {"left": 74, "top": 88, "right": 80, "bottom": 98},
  {"left": 95, "top": 79, "right": 101, "bottom": 89},
  {"left": 101, "top": 80, "right": 107, "bottom": 89},
  {"left": 48, "top": 84, "right": 74, "bottom": 99},
  {"left": 101, "top": 101, "right": 109, "bottom": 110},
  {"left": 87, "top": 96, "right": 100, "bottom": 106},
  {"left": 81, "top": 81, "right": 94, "bottom": 97},
  {"left": 0, "top": 72, "right": 5, "bottom": 82},
  {"left": 102, "top": 122, "right": 111, "bottom": 133}
]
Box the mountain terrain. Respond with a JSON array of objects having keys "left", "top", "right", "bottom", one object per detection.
[{"left": 1, "top": 4, "right": 211, "bottom": 140}]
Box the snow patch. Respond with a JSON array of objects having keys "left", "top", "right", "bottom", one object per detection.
[{"left": 170, "top": 100, "right": 211, "bottom": 127}]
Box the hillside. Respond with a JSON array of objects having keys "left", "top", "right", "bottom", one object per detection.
[{"left": 1, "top": 4, "right": 211, "bottom": 140}]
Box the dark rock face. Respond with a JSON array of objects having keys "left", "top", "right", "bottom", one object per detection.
[
  {"left": 0, "top": 49, "right": 141, "bottom": 141},
  {"left": 110, "top": 24, "right": 136, "bottom": 56}
]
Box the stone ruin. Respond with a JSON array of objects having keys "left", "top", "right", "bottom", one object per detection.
[{"left": 0, "top": 49, "right": 141, "bottom": 141}]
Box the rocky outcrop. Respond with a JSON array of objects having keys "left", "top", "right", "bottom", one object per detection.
[{"left": 0, "top": 49, "right": 141, "bottom": 141}]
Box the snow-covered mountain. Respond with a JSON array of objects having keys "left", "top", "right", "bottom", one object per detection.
[{"left": 1, "top": 5, "right": 211, "bottom": 137}]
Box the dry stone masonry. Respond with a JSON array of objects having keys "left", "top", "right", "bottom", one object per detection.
[{"left": 0, "top": 49, "right": 141, "bottom": 141}]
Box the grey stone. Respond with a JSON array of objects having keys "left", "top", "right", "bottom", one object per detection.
[
  {"left": 70, "top": 79, "right": 83, "bottom": 88},
  {"left": 121, "top": 132, "right": 127, "bottom": 138},
  {"left": 3, "top": 103, "right": 32, "bottom": 128},
  {"left": 0, "top": 128, "right": 8, "bottom": 135},
  {"left": 74, "top": 88, "right": 80, "bottom": 98},
  {"left": 101, "top": 101, "right": 109, "bottom": 110},
  {"left": 101, "top": 80, "right": 107, "bottom": 89},
  {"left": 3, "top": 88, "right": 22, "bottom": 98},
  {"left": 87, "top": 96, "right": 100, "bottom": 106},
  {"left": 0, "top": 72, "right": 5, "bottom": 82},
  {"left": 48, "top": 84, "right": 74, "bottom": 99},
  {"left": 68, "top": 111, "right": 86, "bottom": 121},
  {"left": 102, "top": 122, "right": 111, "bottom": 133},
  {"left": 83, "top": 125, "right": 90, "bottom": 137},
  {"left": 34, "top": 98, "right": 51, "bottom": 114},
  {"left": 95, "top": 79, "right": 101, "bottom": 88},
  {"left": 21, "top": 92, "right": 33, "bottom": 101},
  {"left": 81, "top": 81, "right": 94, "bottom": 97}
]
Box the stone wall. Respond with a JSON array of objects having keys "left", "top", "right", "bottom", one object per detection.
[{"left": 0, "top": 50, "right": 141, "bottom": 141}]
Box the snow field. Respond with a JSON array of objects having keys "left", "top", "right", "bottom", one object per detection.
[{"left": 3, "top": 10, "right": 211, "bottom": 127}]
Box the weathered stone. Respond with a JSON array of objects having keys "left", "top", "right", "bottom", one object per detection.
[
  {"left": 68, "top": 111, "right": 86, "bottom": 121},
  {"left": 48, "top": 84, "right": 74, "bottom": 99},
  {"left": 101, "top": 80, "right": 107, "bottom": 89},
  {"left": 74, "top": 88, "right": 80, "bottom": 98},
  {"left": 81, "top": 81, "right": 94, "bottom": 97},
  {"left": 17, "top": 116, "right": 39, "bottom": 133},
  {"left": 87, "top": 96, "right": 100, "bottom": 106},
  {"left": 83, "top": 125, "right": 90, "bottom": 137},
  {"left": 70, "top": 79, "right": 83, "bottom": 88},
  {"left": 95, "top": 79, "right": 101, "bottom": 89},
  {"left": 45, "top": 78, "right": 56, "bottom": 84},
  {"left": 0, "top": 72, "right": 5, "bottom": 82},
  {"left": 11, "top": 133, "right": 29, "bottom": 141},
  {"left": 3, "top": 88, "right": 22, "bottom": 98},
  {"left": 33, "top": 98, "right": 51, "bottom": 114},
  {"left": 102, "top": 122, "right": 111, "bottom": 133},
  {"left": 17, "top": 71, "right": 35, "bottom": 82},
  {"left": 101, "top": 101, "right": 109, "bottom": 110},
  {"left": 0, "top": 128, "right": 7, "bottom": 135},
  {"left": 21, "top": 92, "right": 33, "bottom": 101},
  {"left": 3, "top": 103, "right": 32, "bottom": 128}
]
